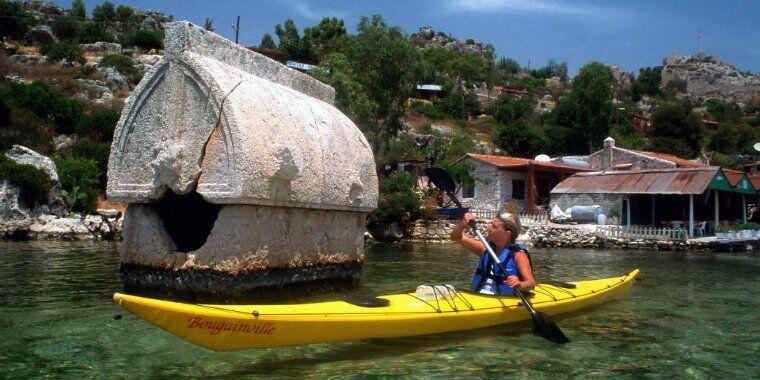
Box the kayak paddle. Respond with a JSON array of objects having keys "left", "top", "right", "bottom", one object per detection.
[{"left": 424, "top": 167, "right": 569, "bottom": 344}]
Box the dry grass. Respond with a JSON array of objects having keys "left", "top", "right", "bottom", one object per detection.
[
  {"left": 0, "top": 51, "right": 86, "bottom": 96},
  {"left": 97, "top": 194, "right": 127, "bottom": 213}
]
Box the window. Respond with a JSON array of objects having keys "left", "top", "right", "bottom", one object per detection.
[
  {"left": 512, "top": 179, "right": 525, "bottom": 200},
  {"left": 462, "top": 182, "right": 475, "bottom": 198}
]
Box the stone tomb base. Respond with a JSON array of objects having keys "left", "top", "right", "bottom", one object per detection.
[
  {"left": 120, "top": 262, "right": 362, "bottom": 302},
  {"left": 119, "top": 195, "right": 367, "bottom": 301}
]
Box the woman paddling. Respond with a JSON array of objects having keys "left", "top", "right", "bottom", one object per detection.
[{"left": 450, "top": 212, "right": 536, "bottom": 295}]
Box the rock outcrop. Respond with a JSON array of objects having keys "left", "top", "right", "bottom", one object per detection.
[
  {"left": 4, "top": 145, "right": 65, "bottom": 216},
  {"left": 108, "top": 22, "right": 377, "bottom": 299},
  {"left": 661, "top": 52, "right": 760, "bottom": 105},
  {"left": 0, "top": 146, "right": 123, "bottom": 240},
  {"left": 411, "top": 26, "right": 490, "bottom": 57}
]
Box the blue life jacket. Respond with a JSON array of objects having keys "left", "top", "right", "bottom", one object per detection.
[{"left": 470, "top": 243, "right": 531, "bottom": 296}]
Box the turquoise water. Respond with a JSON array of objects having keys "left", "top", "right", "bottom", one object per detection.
[{"left": 0, "top": 241, "right": 758, "bottom": 378}]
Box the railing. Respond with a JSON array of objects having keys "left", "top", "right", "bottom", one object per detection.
[
  {"left": 519, "top": 212, "right": 549, "bottom": 225},
  {"left": 596, "top": 225, "right": 687, "bottom": 242},
  {"left": 465, "top": 207, "right": 549, "bottom": 225},
  {"left": 468, "top": 207, "right": 497, "bottom": 219}
]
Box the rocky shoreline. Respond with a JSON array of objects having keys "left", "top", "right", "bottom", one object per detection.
[
  {"left": 408, "top": 219, "right": 759, "bottom": 252},
  {"left": 1, "top": 210, "right": 122, "bottom": 240},
  {"left": 1, "top": 145, "right": 123, "bottom": 240}
]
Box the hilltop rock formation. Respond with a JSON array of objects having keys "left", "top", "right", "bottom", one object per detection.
[
  {"left": 661, "top": 52, "right": 760, "bottom": 105},
  {"left": 411, "top": 26, "right": 491, "bottom": 57}
]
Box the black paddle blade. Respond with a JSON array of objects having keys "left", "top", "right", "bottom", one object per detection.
[
  {"left": 424, "top": 167, "right": 456, "bottom": 193},
  {"left": 531, "top": 311, "right": 569, "bottom": 344}
]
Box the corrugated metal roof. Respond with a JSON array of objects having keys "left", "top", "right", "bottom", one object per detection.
[
  {"left": 466, "top": 153, "right": 594, "bottom": 172},
  {"left": 416, "top": 84, "right": 443, "bottom": 91},
  {"left": 551, "top": 167, "right": 720, "bottom": 195}
]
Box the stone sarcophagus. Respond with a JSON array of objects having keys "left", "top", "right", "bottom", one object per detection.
[{"left": 107, "top": 22, "right": 377, "bottom": 299}]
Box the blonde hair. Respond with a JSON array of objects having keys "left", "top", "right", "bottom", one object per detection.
[{"left": 496, "top": 212, "right": 521, "bottom": 243}]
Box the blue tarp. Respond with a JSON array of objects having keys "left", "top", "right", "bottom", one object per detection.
[{"left": 437, "top": 208, "right": 469, "bottom": 216}]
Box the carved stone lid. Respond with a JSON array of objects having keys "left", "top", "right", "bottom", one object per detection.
[{"left": 107, "top": 22, "right": 377, "bottom": 212}]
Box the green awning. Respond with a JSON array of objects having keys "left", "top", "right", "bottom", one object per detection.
[
  {"left": 707, "top": 169, "right": 733, "bottom": 192},
  {"left": 733, "top": 175, "right": 756, "bottom": 195}
]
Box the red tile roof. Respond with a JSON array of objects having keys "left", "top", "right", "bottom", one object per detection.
[
  {"left": 466, "top": 153, "right": 593, "bottom": 172},
  {"left": 749, "top": 175, "right": 760, "bottom": 191},
  {"left": 725, "top": 172, "right": 746, "bottom": 187}
]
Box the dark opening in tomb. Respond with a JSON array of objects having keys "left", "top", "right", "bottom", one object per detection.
[{"left": 154, "top": 191, "right": 221, "bottom": 252}]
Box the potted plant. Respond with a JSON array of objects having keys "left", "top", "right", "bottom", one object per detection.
[
  {"left": 747, "top": 222, "right": 760, "bottom": 238},
  {"left": 729, "top": 225, "right": 740, "bottom": 239},
  {"left": 608, "top": 208, "right": 621, "bottom": 225},
  {"left": 715, "top": 225, "right": 728, "bottom": 240}
]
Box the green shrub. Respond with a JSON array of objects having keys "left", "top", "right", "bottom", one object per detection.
[
  {"left": 53, "top": 155, "right": 101, "bottom": 212},
  {"left": 366, "top": 191, "right": 422, "bottom": 240},
  {"left": 4, "top": 81, "right": 85, "bottom": 135},
  {"left": 439, "top": 89, "right": 480, "bottom": 120},
  {"left": 79, "top": 22, "right": 116, "bottom": 44},
  {"left": 53, "top": 155, "right": 99, "bottom": 191},
  {"left": 40, "top": 42, "right": 84, "bottom": 64},
  {"left": 366, "top": 171, "right": 422, "bottom": 240},
  {"left": 379, "top": 170, "right": 416, "bottom": 194},
  {"left": 60, "top": 185, "right": 99, "bottom": 213},
  {"left": 0, "top": 99, "right": 9, "bottom": 126},
  {"left": 0, "top": 107, "right": 54, "bottom": 154},
  {"left": 0, "top": 155, "right": 53, "bottom": 205},
  {"left": 99, "top": 54, "right": 142, "bottom": 84},
  {"left": 75, "top": 109, "right": 119, "bottom": 140},
  {"left": 124, "top": 30, "right": 163, "bottom": 51},
  {"left": 411, "top": 100, "right": 447, "bottom": 120},
  {"left": 50, "top": 16, "right": 80, "bottom": 42},
  {"left": 78, "top": 65, "right": 98, "bottom": 78},
  {"left": 63, "top": 139, "right": 111, "bottom": 188},
  {"left": 0, "top": 0, "right": 36, "bottom": 41}
]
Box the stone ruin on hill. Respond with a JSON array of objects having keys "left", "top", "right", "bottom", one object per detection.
[{"left": 107, "top": 22, "right": 378, "bottom": 300}]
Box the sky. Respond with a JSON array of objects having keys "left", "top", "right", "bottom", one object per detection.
[{"left": 52, "top": 0, "right": 760, "bottom": 76}]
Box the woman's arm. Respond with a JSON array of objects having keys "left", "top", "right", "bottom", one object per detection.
[
  {"left": 505, "top": 251, "right": 536, "bottom": 291},
  {"left": 450, "top": 213, "right": 485, "bottom": 256}
]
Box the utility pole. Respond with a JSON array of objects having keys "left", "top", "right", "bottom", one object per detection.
[{"left": 233, "top": 16, "right": 240, "bottom": 44}]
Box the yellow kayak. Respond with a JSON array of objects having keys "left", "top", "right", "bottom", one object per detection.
[{"left": 113, "top": 269, "right": 639, "bottom": 351}]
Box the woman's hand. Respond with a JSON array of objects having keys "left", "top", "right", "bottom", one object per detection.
[
  {"left": 461, "top": 213, "right": 476, "bottom": 225},
  {"left": 504, "top": 275, "right": 521, "bottom": 289}
]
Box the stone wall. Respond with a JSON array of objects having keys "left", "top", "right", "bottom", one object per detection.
[
  {"left": 451, "top": 158, "right": 529, "bottom": 212},
  {"left": 454, "top": 159, "right": 501, "bottom": 210},
  {"left": 408, "top": 219, "right": 757, "bottom": 252}
]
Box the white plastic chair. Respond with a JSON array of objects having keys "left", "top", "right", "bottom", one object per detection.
[{"left": 694, "top": 221, "right": 707, "bottom": 237}]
